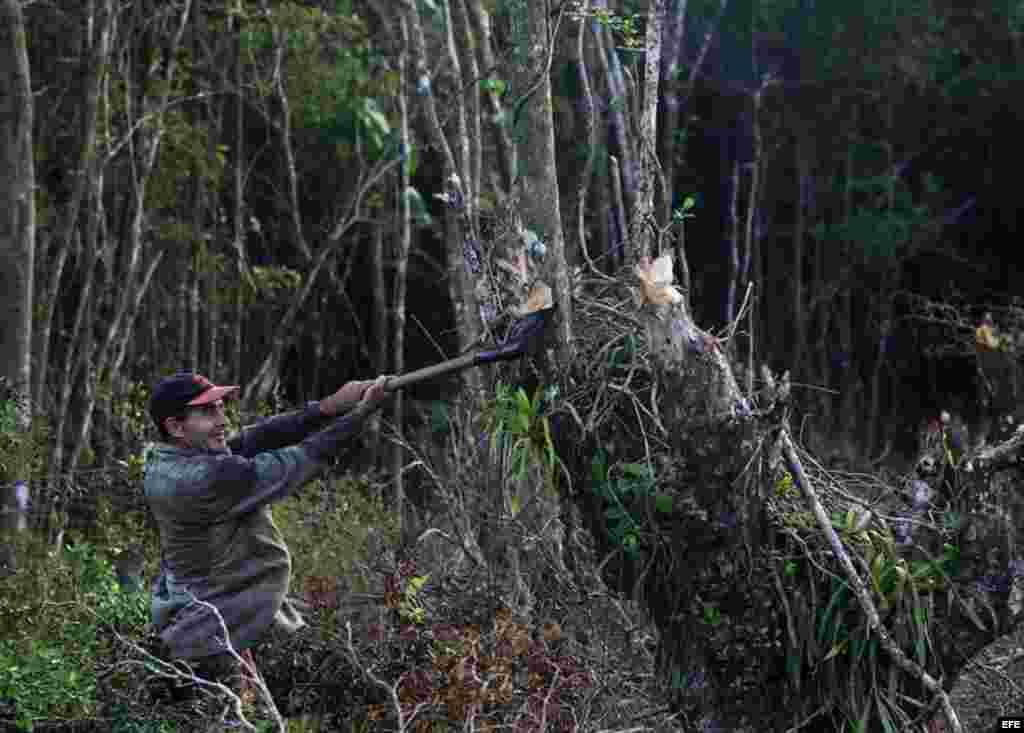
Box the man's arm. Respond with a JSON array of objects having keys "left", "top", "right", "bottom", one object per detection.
[
  {"left": 211, "top": 379, "right": 389, "bottom": 517},
  {"left": 227, "top": 380, "right": 374, "bottom": 458},
  {"left": 227, "top": 403, "right": 334, "bottom": 458}
]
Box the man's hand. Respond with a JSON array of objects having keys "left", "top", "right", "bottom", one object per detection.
[
  {"left": 320, "top": 376, "right": 392, "bottom": 417},
  {"left": 320, "top": 380, "right": 373, "bottom": 417},
  {"left": 356, "top": 375, "right": 391, "bottom": 413}
]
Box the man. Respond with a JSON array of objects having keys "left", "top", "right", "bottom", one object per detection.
[{"left": 145, "top": 371, "right": 390, "bottom": 711}]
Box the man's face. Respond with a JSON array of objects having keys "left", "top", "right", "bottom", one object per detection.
[{"left": 165, "top": 400, "right": 228, "bottom": 452}]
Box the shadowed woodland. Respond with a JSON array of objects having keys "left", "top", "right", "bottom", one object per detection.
[{"left": 2, "top": 0, "right": 1024, "bottom": 731}]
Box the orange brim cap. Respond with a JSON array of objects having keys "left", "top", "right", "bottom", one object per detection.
[{"left": 187, "top": 384, "right": 240, "bottom": 405}]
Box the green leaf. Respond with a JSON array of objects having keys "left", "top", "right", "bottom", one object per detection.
[
  {"left": 480, "top": 77, "right": 507, "bottom": 95},
  {"left": 655, "top": 494, "right": 674, "bottom": 514},
  {"left": 429, "top": 401, "right": 450, "bottom": 433},
  {"left": 621, "top": 462, "right": 651, "bottom": 480},
  {"left": 817, "top": 581, "right": 849, "bottom": 645},
  {"left": 591, "top": 450, "right": 608, "bottom": 484},
  {"left": 604, "top": 506, "right": 625, "bottom": 521},
  {"left": 406, "top": 575, "right": 429, "bottom": 594},
  {"left": 622, "top": 533, "right": 639, "bottom": 554},
  {"left": 823, "top": 640, "right": 847, "bottom": 661}
]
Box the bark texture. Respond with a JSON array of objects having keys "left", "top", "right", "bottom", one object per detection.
[{"left": 0, "top": 0, "right": 36, "bottom": 533}]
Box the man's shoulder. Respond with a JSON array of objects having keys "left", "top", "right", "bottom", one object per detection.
[{"left": 145, "top": 446, "right": 251, "bottom": 498}]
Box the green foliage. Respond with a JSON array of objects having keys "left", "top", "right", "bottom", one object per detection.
[
  {"left": 105, "top": 380, "right": 153, "bottom": 452},
  {"left": 0, "top": 398, "right": 16, "bottom": 434},
  {"left": 0, "top": 537, "right": 148, "bottom": 730},
  {"left": 590, "top": 449, "right": 667, "bottom": 556},
  {"left": 590, "top": 7, "right": 643, "bottom": 48},
  {"left": 242, "top": 2, "right": 398, "bottom": 156},
  {"left": 483, "top": 383, "right": 559, "bottom": 487},
  {"left": 404, "top": 185, "right": 433, "bottom": 227},
  {"left": 272, "top": 474, "right": 399, "bottom": 596},
  {"left": 429, "top": 400, "right": 450, "bottom": 434},
  {"left": 233, "top": 265, "right": 304, "bottom": 305},
  {"left": 671, "top": 195, "right": 698, "bottom": 225},
  {"left": 146, "top": 108, "right": 227, "bottom": 213},
  {"left": 480, "top": 77, "right": 507, "bottom": 97},
  {"left": 0, "top": 403, "right": 49, "bottom": 487},
  {"left": 812, "top": 186, "right": 931, "bottom": 265}
]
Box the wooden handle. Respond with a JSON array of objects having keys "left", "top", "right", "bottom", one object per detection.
[{"left": 384, "top": 352, "right": 479, "bottom": 391}]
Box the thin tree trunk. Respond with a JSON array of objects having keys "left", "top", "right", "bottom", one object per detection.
[
  {"left": 837, "top": 103, "right": 859, "bottom": 458},
  {"left": 402, "top": 0, "right": 481, "bottom": 389},
  {"left": 610, "top": 155, "right": 628, "bottom": 273},
  {"left": 392, "top": 14, "right": 412, "bottom": 542},
  {"left": 742, "top": 84, "right": 766, "bottom": 369},
  {"left": 572, "top": 0, "right": 600, "bottom": 275},
  {"left": 591, "top": 0, "right": 637, "bottom": 257},
  {"left": 725, "top": 159, "right": 740, "bottom": 324},
  {"left": 466, "top": 1, "right": 515, "bottom": 195},
  {"left": 452, "top": 0, "right": 481, "bottom": 220},
  {"left": 629, "top": 0, "right": 664, "bottom": 264},
  {"left": 230, "top": 0, "right": 246, "bottom": 386},
  {"left": 177, "top": 276, "right": 188, "bottom": 368},
  {"left": 791, "top": 132, "right": 809, "bottom": 379},
  {"left": 0, "top": 0, "right": 36, "bottom": 535},
  {"left": 206, "top": 84, "right": 220, "bottom": 377},
  {"left": 369, "top": 223, "right": 388, "bottom": 469},
  {"left": 46, "top": 208, "right": 101, "bottom": 498},
  {"left": 109, "top": 254, "right": 166, "bottom": 409},
  {"left": 188, "top": 0, "right": 203, "bottom": 373},
  {"left": 189, "top": 241, "right": 201, "bottom": 371},
  {"left": 33, "top": 0, "right": 114, "bottom": 415},
  {"left": 208, "top": 267, "right": 218, "bottom": 375},
  {"left": 266, "top": 10, "right": 312, "bottom": 265},
  {"left": 657, "top": 0, "right": 689, "bottom": 226},
  {"left": 65, "top": 0, "right": 194, "bottom": 476},
  {"left": 865, "top": 96, "right": 898, "bottom": 457},
  {"left": 439, "top": 0, "right": 482, "bottom": 379}
]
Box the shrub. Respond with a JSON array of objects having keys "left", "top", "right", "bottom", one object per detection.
[
  {"left": 0, "top": 537, "right": 148, "bottom": 730},
  {"left": 272, "top": 473, "right": 399, "bottom": 598}
]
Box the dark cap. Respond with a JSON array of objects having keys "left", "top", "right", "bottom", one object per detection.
[{"left": 149, "top": 372, "right": 240, "bottom": 430}]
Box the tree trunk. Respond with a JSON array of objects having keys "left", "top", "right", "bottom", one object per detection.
[
  {"left": 230, "top": 0, "right": 246, "bottom": 386},
  {"left": 592, "top": 0, "right": 637, "bottom": 265},
  {"left": 401, "top": 0, "right": 481, "bottom": 390},
  {"left": 629, "top": 0, "right": 664, "bottom": 265},
  {"left": 64, "top": 0, "right": 194, "bottom": 477},
  {"left": 451, "top": 0, "right": 481, "bottom": 218},
  {"left": 657, "top": 0, "right": 689, "bottom": 227},
  {"left": 725, "top": 158, "right": 741, "bottom": 324},
  {"left": 466, "top": 1, "right": 515, "bottom": 195},
  {"left": 837, "top": 104, "right": 859, "bottom": 461},
  {"left": 516, "top": 0, "right": 573, "bottom": 366},
  {"left": 570, "top": 0, "right": 600, "bottom": 275},
  {"left": 791, "top": 131, "right": 810, "bottom": 379},
  {"left": 369, "top": 222, "right": 388, "bottom": 469},
  {"left": 189, "top": 246, "right": 201, "bottom": 371},
  {"left": 392, "top": 15, "right": 412, "bottom": 541},
  {"left": 33, "top": 0, "right": 114, "bottom": 415},
  {"left": 742, "top": 84, "right": 766, "bottom": 368},
  {"left": 0, "top": 0, "right": 36, "bottom": 534},
  {"left": 177, "top": 276, "right": 188, "bottom": 369}
]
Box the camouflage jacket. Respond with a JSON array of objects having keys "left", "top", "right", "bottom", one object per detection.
[{"left": 145, "top": 402, "right": 368, "bottom": 659}]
